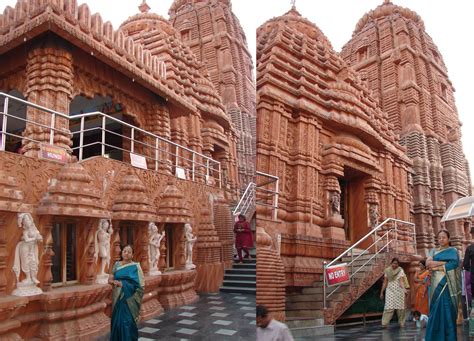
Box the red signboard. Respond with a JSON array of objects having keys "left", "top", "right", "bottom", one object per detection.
[
  {"left": 39, "top": 144, "right": 68, "bottom": 163},
  {"left": 325, "top": 263, "right": 350, "bottom": 286}
]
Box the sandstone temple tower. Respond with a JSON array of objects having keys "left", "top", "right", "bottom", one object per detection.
[
  {"left": 169, "top": 0, "right": 256, "bottom": 191},
  {"left": 341, "top": 0, "right": 472, "bottom": 253}
]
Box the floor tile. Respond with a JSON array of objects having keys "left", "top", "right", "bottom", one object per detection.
[
  {"left": 215, "top": 329, "right": 237, "bottom": 336},
  {"left": 177, "top": 319, "right": 197, "bottom": 326},
  {"left": 175, "top": 328, "right": 198, "bottom": 335},
  {"left": 213, "top": 320, "right": 233, "bottom": 326}
]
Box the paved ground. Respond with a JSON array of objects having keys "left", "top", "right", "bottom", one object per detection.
[
  {"left": 295, "top": 321, "right": 470, "bottom": 341},
  {"left": 138, "top": 292, "right": 255, "bottom": 340}
]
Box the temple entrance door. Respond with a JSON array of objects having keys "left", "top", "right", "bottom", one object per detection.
[{"left": 341, "top": 168, "right": 369, "bottom": 247}]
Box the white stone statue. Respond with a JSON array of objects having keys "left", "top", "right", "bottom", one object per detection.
[
  {"left": 94, "top": 219, "right": 113, "bottom": 284},
  {"left": 12, "top": 212, "right": 43, "bottom": 296},
  {"left": 184, "top": 223, "right": 197, "bottom": 270},
  {"left": 148, "top": 222, "right": 165, "bottom": 275}
]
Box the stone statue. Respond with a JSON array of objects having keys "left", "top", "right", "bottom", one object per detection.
[
  {"left": 12, "top": 213, "right": 43, "bottom": 296},
  {"left": 94, "top": 219, "right": 113, "bottom": 284},
  {"left": 330, "top": 192, "right": 340, "bottom": 216},
  {"left": 369, "top": 205, "right": 379, "bottom": 228},
  {"left": 184, "top": 223, "right": 197, "bottom": 270},
  {"left": 148, "top": 222, "right": 165, "bottom": 275}
]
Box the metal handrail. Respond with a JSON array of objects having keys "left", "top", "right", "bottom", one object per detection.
[
  {"left": 256, "top": 171, "right": 279, "bottom": 221},
  {"left": 0, "top": 92, "right": 222, "bottom": 188},
  {"left": 233, "top": 182, "right": 256, "bottom": 217},
  {"left": 323, "top": 217, "right": 416, "bottom": 309}
]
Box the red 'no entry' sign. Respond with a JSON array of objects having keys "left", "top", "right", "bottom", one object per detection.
[{"left": 325, "top": 263, "right": 350, "bottom": 286}]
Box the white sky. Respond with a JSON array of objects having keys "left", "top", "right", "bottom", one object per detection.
[{"left": 0, "top": 0, "right": 472, "bottom": 180}]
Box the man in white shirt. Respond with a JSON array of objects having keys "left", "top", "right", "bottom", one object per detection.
[{"left": 257, "top": 305, "right": 294, "bottom": 341}]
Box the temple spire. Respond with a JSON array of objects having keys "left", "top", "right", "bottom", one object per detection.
[
  {"left": 291, "top": 0, "right": 296, "bottom": 9},
  {"left": 139, "top": 0, "right": 151, "bottom": 13}
]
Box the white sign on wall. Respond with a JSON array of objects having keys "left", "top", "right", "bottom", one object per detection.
[
  {"left": 175, "top": 167, "right": 186, "bottom": 180},
  {"left": 130, "top": 153, "right": 148, "bottom": 170}
]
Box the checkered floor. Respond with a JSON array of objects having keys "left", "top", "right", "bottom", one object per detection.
[
  {"left": 138, "top": 292, "right": 255, "bottom": 340},
  {"left": 294, "top": 322, "right": 469, "bottom": 341}
]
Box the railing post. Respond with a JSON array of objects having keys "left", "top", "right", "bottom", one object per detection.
[
  {"left": 101, "top": 116, "right": 106, "bottom": 156},
  {"left": 175, "top": 145, "right": 179, "bottom": 168},
  {"left": 1, "top": 97, "right": 8, "bottom": 151},
  {"left": 155, "top": 138, "right": 159, "bottom": 171},
  {"left": 323, "top": 261, "right": 327, "bottom": 309},
  {"left": 218, "top": 162, "right": 222, "bottom": 188},
  {"left": 131, "top": 127, "right": 135, "bottom": 153},
  {"left": 273, "top": 178, "right": 279, "bottom": 221},
  {"left": 351, "top": 250, "right": 354, "bottom": 283},
  {"left": 206, "top": 159, "right": 210, "bottom": 183},
  {"left": 394, "top": 221, "right": 398, "bottom": 251},
  {"left": 192, "top": 153, "right": 195, "bottom": 182},
  {"left": 79, "top": 116, "right": 85, "bottom": 161},
  {"left": 49, "top": 113, "right": 56, "bottom": 145}
]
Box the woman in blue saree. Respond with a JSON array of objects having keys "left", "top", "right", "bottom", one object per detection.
[
  {"left": 426, "top": 230, "right": 461, "bottom": 341},
  {"left": 109, "top": 245, "right": 145, "bottom": 341}
]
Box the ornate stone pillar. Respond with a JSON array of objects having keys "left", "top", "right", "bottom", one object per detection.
[
  {"left": 24, "top": 46, "right": 74, "bottom": 157},
  {"left": 322, "top": 173, "right": 344, "bottom": 240},
  {"left": 365, "top": 178, "right": 380, "bottom": 229},
  {"left": 41, "top": 219, "right": 54, "bottom": 292}
]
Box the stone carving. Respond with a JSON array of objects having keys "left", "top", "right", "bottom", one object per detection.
[
  {"left": 330, "top": 192, "right": 341, "bottom": 216},
  {"left": 94, "top": 219, "right": 113, "bottom": 284},
  {"left": 369, "top": 204, "right": 379, "bottom": 228},
  {"left": 148, "top": 222, "right": 165, "bottom": 276},
  {"left": 12, "top": 213, "right": 43, "bottom": 296},
  {"left": 184, "top": 223, "right": 197, "bottom": 270}
]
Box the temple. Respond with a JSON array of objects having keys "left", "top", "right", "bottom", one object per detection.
[
  {"left": 0, "top": 0, "right": 253, "bottom": 339},
  {"left": 256, "top": 1, "right": 471, "bottom": 334}
]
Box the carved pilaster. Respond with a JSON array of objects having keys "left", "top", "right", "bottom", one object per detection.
[
  {"left": 140, "top": 222, "right": 150, "bottom": 275},
  {"left": 85, "top": 222, "right": 96, "bottom": 285},
  {"left": 41, "top": 220, "right": 54, "bottom": 292},
  {"left": 24, "top": 46, "right": 74, "bottom": 157},
  {"left": 0, "top": 214, "right": 6, "bottom": 295}
]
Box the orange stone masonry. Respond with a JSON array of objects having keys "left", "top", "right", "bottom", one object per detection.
[
  {"left": 0, "top": 0, "right": 251, "bottom": 338},
  {"left": 341, "top": 1, "right": 472, "bottom": 252}
]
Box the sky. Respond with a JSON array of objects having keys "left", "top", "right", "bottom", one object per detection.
[{"left": 0, "top": 0, "right": 472, "bottom": 180}]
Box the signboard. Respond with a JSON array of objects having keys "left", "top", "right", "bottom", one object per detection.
[
  {"left": 325, "top": 263, "right": 350, "bottom": 287},
  {"left": 130, "top": 153, "right": 148, "bottom": 170},
  {"left": 39, "top": 144, "right": 68, "bottom": 163},
  {"left": 175, "top": 167, "right": 186, "bottom": 180}
]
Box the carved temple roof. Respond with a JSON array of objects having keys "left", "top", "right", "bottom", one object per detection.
[
  {"left": 156, "top": 180, "right": 192, "bottom": 223},
  {"left": 257, "top": 7, "right": 410, "bottom": 161},
  {"left": 353, "top": 0, "right": 425, "bottom": 35},
  {"left": 37, "top": 162, "right": 110, "bottom": 218},
  {"left": 0, "top": 0, "right": 196, "bottom": 113},
  {"left": 0, "top": 170, "right": 24, "bottom": 212},
  {"left": 111, "top": 170, "right": 157, "bottom": 221},
  {"left": 169, "top": 0, "right": 232, "bottom": 16},
  {"left": 120, "top": 4, "right": 232, "bottom": 132},
  {"left": 194, "top": 203, "right": 221, "bottom": 264}
]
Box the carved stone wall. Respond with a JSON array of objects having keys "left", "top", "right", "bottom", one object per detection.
[
  {"left": 256, "top": 7, "right": 412, "bottom": 286},
  {"left": 169, "top": 0, "right": 256, "bottom": 190},
  {"left": 341, "top": 1, "right": 471, "bottom": 251}
]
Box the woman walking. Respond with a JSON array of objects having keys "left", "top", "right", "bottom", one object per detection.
[
  {"left": 380, "top": 258, "right": 407, "bottom": 327},
  {"left": 109, "top": 245, "right": 145, "bottom": 341},
  {"left": 413, "top": 260, "right": 430, "bottom": 316},
  {"left": 234, "top": 214, "right": 253, "bottom": 263},
  {"left": 426, "top": 230, "right": 461, "bottom": 341}
]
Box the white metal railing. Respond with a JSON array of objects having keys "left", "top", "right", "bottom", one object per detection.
[
  {"left": 0, "top": 92, "right": 222, "bottom": 187},
  {"left": 233, "top": 182, "right": 256, "bottom": 218},
  {"left": 323, "top": 218, "right": 416, "bottom": 309},
  {"left": 256, "top": 171, "right": 279, "bottom": 221}
]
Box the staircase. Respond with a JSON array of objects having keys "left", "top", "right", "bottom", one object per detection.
[
  {"left": 233, "top": 182, "right": 256, "bottom": 219},
  {"left": 286, "top": 218, "right": 416, "bottom": 334},
  {"left": 220, "top": 248, "right": 256, "bottom": 294}
]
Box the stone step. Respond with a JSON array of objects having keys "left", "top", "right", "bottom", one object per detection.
[
  {"left": 232, "top": 263, "right": 256, "bottom": 270},
  {"left": 219, "top": 286, "right": 256, "bottom": 295},
  {"left": 286, "top": 301, "right": 324, "bottom": 310},
  {"left": 286, "top": 318, "right": 325, "bottom": 329},
  {"left": 224, "top": 273, "right": 256, "bottom": 281},
  {"left": 226, "top": 268, "right": 255, "bottom": 276},
  {"left": 222, "top": 279, "right": 256, "bottom": 288},
  {"left": 290, "top": 325, "right": 334, "bottom": 338},
  {"left": 287, "top": 293, "right": 323, "bottom": 302},
  {"left": 286, "top": 309, "right": 324, "bottom": 319}
]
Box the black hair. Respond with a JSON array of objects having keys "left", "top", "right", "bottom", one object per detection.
[
  {"left": 119, "top": 244, "right": 134, "bottom": 260},
  {"left": 238, "top": 214, "right": 246, "bottom": 221},
  {"left": 420, "top": 260, "right": 426, "bottom": 267},
  {"left": 256, "top": 305, "right": 268, "bottom": 318},
  {"left": 391, "top": 257, "right": 399, "bottom": 264},
  {"left": 437, "top": 229, "right": 450, "bottom": 239},
  {"left": 413, "top": 310, "right": 421, "bottom": 318}
]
